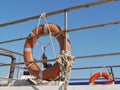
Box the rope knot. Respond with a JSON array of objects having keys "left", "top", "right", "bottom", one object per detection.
[{"left": 41, "top": 13, "right": 46, "bottom": 18}]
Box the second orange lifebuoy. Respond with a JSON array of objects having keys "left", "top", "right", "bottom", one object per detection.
[
  {"left": 24, "top": 24, "right": 71, "bottom": 80},
  {"left": 89, "top": 72, "right": 114, "bottom": 85}
]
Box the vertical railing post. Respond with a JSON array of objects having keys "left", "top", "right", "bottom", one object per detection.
[
  {"left": 64, "top": 10, "right": 68, "bottom": 52},
  {"left": 110, "top": 67, "right": 115, "bottom": 82},
  {"left": 17, "top": 55, "right": 21, "bottom": 79}
]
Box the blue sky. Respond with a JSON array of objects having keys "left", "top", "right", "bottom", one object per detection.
[{"left": 0, "top": 0, "right": 120, "bottom": 80}]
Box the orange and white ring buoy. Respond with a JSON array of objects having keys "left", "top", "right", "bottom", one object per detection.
[
  {"left": 89, "top": 72, "right": 114, "bottom": 85},
  {"left": 24, "top": 24, "right": 71, "bottom": 80}
]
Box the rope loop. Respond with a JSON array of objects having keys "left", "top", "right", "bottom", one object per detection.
[
  {"left": 40, "top": 13, "right": 46, "bottom": 18},
  {"left": 43, "top": 23, "right": 57, "bottom": 58}
]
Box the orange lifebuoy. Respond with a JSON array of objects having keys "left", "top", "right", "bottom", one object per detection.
[
  {"left": 89, "top": 72, "right": 114, "bottom": 85},
  {"left": 24, "top": 24, "right": 71, "bottom": 80}
]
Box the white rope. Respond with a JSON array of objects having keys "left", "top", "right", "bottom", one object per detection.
[
  {"left": 63, "top": 58, "right": 72, "bottom": 90},
  {"left": 57, "top": 53, "right": 74, "bottom": 90},
  {"left": 35, "top": 53, "right": 74, "bottom": 88},
  {"left": 30, "top": 32, "right": 44, "bottom": 52},
  {"left": 30, "top": 13, "right": 50, "bottom": 53},
  {"left": 44, "top": 22, "right": 57, "bottom": 58},
  {"left": 45, "top": 33, "right": 61, "bottom": 48},
  {"left": 36, "top": 14, "right": 42, "bottom": 34},
  {"left": 29, "top": 14, "right": 44, "bottom": 53},
  {"left": 36, "top": 13, "right": 47, "bottom": 35},
  {"left": 34, "top": 13, "right": 57, "bottom": 58}
]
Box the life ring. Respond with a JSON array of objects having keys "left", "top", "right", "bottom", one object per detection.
[
  {"left": 89, "top": 72, "right": 114, "bottom": 85},
  {"left": 24, "top": 24, "right": 71, "bottom": 80}
]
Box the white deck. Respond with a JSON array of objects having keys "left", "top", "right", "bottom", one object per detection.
[{"left": 0, "top": 85, "right": 120, "bottom": 90}]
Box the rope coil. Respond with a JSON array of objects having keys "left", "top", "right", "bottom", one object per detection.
[{"left": 56, "top": 51, "right": 74, "bottom": 90}]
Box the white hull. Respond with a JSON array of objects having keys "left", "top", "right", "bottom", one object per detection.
[{"left": 0, "top": 85, "right": 120, "bottom": 90}]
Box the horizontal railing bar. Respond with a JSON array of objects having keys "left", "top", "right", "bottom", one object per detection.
[
  {"left": 70, "top": 77, "right": 120, "bottom": 81},
  {"left": 0, "top": 21, "right": 120, "bottom": 44},
  {"left": 0, "top": 76, "right": 17, "bottom": 80},
  {"left": 0, "top": 48, "right": 23, "bottom": 56},
  {"left": 72, "top": 65, "right": 120, "bottom": 70},
  {"left": 0, "top": 0, "right": 117, "bottom": 27},
  {"left": 75, "top": 52, "right": 120, "bottom": 60},
  {"left": 0, "top": 48, "right": 120, "bottom": 66}
]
